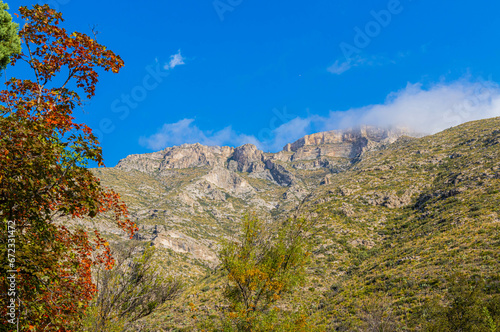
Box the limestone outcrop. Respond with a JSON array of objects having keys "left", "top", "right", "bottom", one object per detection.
[
  {"left": 283, "top": 126, "right": 414, "bottom": 160},
  {"left": 117, "top": 143, "right": 234, "bottom": 173},
  {"left": 104, "top": 126, "right": 416, "bottom": 267}
]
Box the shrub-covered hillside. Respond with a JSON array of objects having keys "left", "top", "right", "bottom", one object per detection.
[{"left": 90, "top": 117, "right": 500, "bottom": 331}]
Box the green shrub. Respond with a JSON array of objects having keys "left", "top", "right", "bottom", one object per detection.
[{"left": 423, "top": 274, "right": 500, "bottom": 332}]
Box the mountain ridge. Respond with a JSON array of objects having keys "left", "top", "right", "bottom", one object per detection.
[
  {"left": 83, "top": 118, "right": 500, "bottom": 330},
  {"left": 89, "top": 125, "right": 417, "bottom": 277},
  {"left": 116, "top": 125, "right": 418, "bottom": 175}
]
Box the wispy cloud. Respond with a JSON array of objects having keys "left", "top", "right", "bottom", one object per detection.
[
  {"left": 164, "top": 50, "right": 185, "bottom": 70},
  {"left": 327, "top": 59, "right": 355, "bottom": 75},
  {"left": 327, "top": 53, "right": 404, "bottom": 75},
  {"left": 140, "top": 79, "right": 500, "bottom": 152}
]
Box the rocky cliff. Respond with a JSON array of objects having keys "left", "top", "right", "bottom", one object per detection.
[
  {"left": 118, "top": 126, "right": 415, "bottom": 174},
  {"left": 90, "top": 126, "right": 416, "bottom": 278},
  {"left": 282, "top": 126, "right": 415, "bottom": 160}
]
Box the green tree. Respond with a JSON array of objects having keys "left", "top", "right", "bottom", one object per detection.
[
  {"left": 208, "top": 214, "right": 319, "bottom": 332},
  {"left": 0, "top": 0, "right": 21, "bottom": 69},
  {"left": 425, "top": 274, "right": 500, "bottom": 332}
]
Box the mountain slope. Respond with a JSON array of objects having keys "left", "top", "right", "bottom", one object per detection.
[
  {"left": 292, "top": 117, "right": 500, "bottom": 329},
  {"left": 88, "top": 126, "right": 410, "bottom": 279},
  {"left": 86, "top": 119, "right": 500, "bottom": 330}
]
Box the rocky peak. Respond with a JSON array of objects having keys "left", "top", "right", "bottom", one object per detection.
[
  {"left": 283, "top": 126, "right": 415, "bottom": 161},
  {"left": 228, "top": 144, "right": 265, "bottom": 172},
  {"left": 100, "top": 124, "right": 422, "bottom": 273},
  {"left": 116, "top": 126, "right": 416, "bottom": 178},
  {"left": 283, "top": 126, "right": 413, "bottom": 152},
  {"left": 116, "top": 143, "right": 234, "bottom": 173},
  {"left": 159, "top": 144, "right": 232, "bottom": 169}
]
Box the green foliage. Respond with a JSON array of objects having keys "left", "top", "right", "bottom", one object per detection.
[
  {"left": 424, "top": 275, "right": 500, "bottom": 332},
  {"left": 0, "top": 1, "right": 20, "bottom": 70},
  {"left": 484, "top": 307, "right": 498, "bottom": 332},
  {"left": 208, "top": 214, "right": 318, "bottom": 331},
  {"left": 199, "top": 307, "right": 321, "bottom": 332},
  {"left": 220, "top": 215, "right": 310, "bottom": 309}
]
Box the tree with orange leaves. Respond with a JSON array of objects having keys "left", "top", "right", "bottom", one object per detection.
[{"left": 0, "top": 4, "right": 136, "bottom": 331}]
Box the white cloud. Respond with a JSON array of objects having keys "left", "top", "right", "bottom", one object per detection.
[
  {"left": 140, "top": 79, "right": 500, "bottom": 152},
  {"left": 320, "top": 79, "right": 500, "bottom": 134},
  {"left": 327, "top": 59, "right": 353, "bottom": 75},
  {"left": 164, "top": 50, "right": 185, "bottom": 70},
  {"left": 264, "top": 116, "right": 320, "bottom": 151},
  {"left": 327, "top": 56, "right": 366, "bottom": 75},
  {"left": 139, "top": 119, "right": 260, "bottom": 151}
]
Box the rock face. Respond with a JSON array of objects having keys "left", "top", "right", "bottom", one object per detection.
[
  {"left": 228, "top": 144, "right": 265, "bottom": 172},
  {"left": 153, "top": 230, "right": 218, "bottom": 264},
  {"left": 116, "top": 143, "right": 234, "bottom": 173},
  {"left": 283, "top": 126, "right": 414, "bottom": 160},
  {"left": 283, "top": 126, "right": 410, "bottom": 152},
  {"left": 95, "top": 126, "right": 416, "bottom": 272},
  {"left": 118, "top": 127, "right": 414, "bottom": 178},
  {"left": 203, "top": 167, "right": 255, "bottom": 195},
  {"left": 264, "top": 160, "right": 296, "bottom": 186}
]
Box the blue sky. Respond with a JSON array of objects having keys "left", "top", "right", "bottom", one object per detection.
[{"left": 7, "top": 0, "right": 500, "bottom": 166}]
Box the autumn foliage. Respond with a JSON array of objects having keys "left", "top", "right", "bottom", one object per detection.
[{"left": 0, "top": 4, "right": 136, "bottom": 331}]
